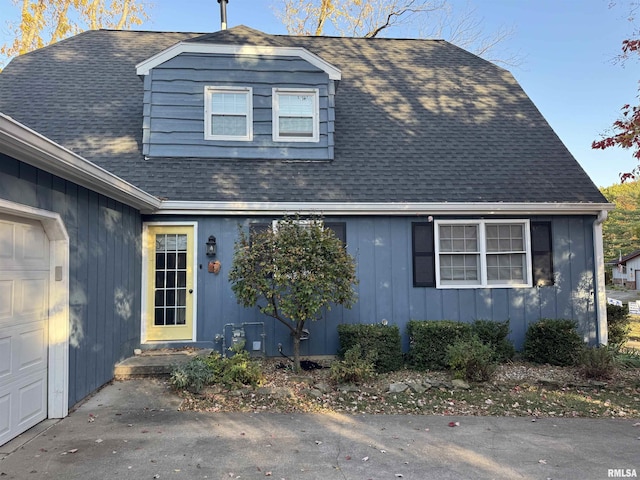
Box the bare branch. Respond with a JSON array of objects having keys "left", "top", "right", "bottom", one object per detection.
[{"left": 273, "top": 0, "right": 523, "bottom": 66}]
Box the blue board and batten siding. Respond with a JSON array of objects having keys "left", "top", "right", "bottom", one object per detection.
[
  {"left": 0, "top": 154, "right": 142, "bottom": 407},
  {"left": 143, "top": 53, "right": 335, "bottom": 160},
  {"left": 151, "top": 214, "right": 599, "bottom": 356}
]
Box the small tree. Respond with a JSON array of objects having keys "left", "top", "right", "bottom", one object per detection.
[{"left": 229, "top": 218, "right": 358, "bottom": 371}]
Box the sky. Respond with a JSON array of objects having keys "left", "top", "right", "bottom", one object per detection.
[{"left": 0, "top": 0, "right": 638, "bottom": 188}]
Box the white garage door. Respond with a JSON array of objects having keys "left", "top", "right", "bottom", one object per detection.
[{"left": 0, "top": 213, "right": 49, "bottom": 447}]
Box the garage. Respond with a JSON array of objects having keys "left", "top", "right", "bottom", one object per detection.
[{"left": 0, "top": 213, "right": 50, "bottom": 446}]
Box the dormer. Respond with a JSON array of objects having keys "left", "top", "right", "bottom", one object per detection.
[{"left": 136, "top": 31, "right": 340, "bottom": 161}]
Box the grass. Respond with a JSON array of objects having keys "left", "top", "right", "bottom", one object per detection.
[{"left": 628, "top": 315, "right": 640, "bottom": 350}]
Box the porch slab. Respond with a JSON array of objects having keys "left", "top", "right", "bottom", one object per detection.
[{"left": 113, "top": 349, "right": 213, "bottom": 379}]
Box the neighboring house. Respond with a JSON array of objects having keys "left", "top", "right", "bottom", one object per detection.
[
  {"left": 0, "top": 25, "right": 612, "bottom": 442},
  {"left": 610, "top": 250, "right": 640, "bottom": 289}
]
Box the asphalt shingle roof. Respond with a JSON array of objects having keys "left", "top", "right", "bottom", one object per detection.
[{"left": 0, "top": 26, "right": 607, "bottom": 204}]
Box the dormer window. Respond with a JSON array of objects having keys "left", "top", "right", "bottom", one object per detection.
[
  {"left": 272, "top": 88, "right": 319, "bottom": 142},
  {"left": 204, "top": 86, "right": 253, "bottom": 141}
]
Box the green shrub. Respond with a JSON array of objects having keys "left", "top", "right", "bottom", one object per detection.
[
  {"left": 606, "top": 303, "right": 632, "bottom": 351},
  {"left": 615, "top": 348, "right": 640, "bottom": 369},
  {"left": 169, "top": 351, "right": 264, "bottom": 392},
  {"left": 523, "top": 319, "right": 583, "bottom": 366},
  {"left": 579, "top": 346, "right": 616, "bottom": 380},
  {"left": 329, "top": 344, "right": 376, "bottom": 384},
  {"left": 169, "top": 356, "right": 217, "bottom": 393},
  {"left": 446, "top": 335, "right": 496, "bottom": 382},
  {"left": 407, "top": 320, "right": 473, "bottom": 370},
  {"left": 337, "top": 323, "right": 403, "bottom": 372},
  {"left": 220, "top": 350, "right": 264, "bottom": 387},
  {"left": 471, "top": 320, "right": 515, "bottom": 362}
]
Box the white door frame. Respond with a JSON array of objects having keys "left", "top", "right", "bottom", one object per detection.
[
  {"left": 141, "top": 221, "right": 198, "bottom": 343},
  {"left": 0, "top": 198, "right": 69, "bottom": 419}
]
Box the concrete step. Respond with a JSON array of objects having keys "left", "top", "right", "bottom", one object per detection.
[{"left": 114, "top": 349, "right": 213, "bottom": 379}]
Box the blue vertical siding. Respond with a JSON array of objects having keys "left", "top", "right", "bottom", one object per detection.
[
  {"left": 0, "top": 153, "right": 143, "bottom": 407},
  {"left": 144, "top": 53, "right": 335, "bottom": 160},
  {"left": 147, "top": 214, "right": 599, "bottom": 356}
]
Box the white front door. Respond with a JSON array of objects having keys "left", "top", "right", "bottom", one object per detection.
[{"left": 0, "top": 214, "right": 50, "bottom": 446}]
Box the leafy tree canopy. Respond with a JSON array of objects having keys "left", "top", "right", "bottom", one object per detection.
[
  {"left": 229, "top": 217, "right": 358, "bottom": 371},
  {"left": 601, "top": 180, "right": 640, "bottom": 262}
]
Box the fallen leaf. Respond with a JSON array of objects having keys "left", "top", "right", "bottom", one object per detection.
[{"left": 345, "top": 456, "right": 352, "bottom": 460}]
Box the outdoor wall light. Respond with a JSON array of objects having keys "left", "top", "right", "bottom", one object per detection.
[{"left": 206, "top": 235, "right": 217, "bottom": 257}]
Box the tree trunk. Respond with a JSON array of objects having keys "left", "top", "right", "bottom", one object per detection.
[{"left": 292, "top": 334, "right": 301, "bottom": 372}]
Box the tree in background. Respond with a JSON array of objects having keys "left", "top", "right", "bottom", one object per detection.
[
  {"left": 1, "top": 0, "right": 150, "bottom": 68},
  {"left": 229, "top": 218, "right": 358, "bottom": 371},
  {"left": 276, "top": 0, "right": 521, "bottom": 66},
  {"left": 601, "top": 181, "right": 640, "bottom": 261},
  {"left": 592, "top": 2, "right": 639, "bottom": 181}
]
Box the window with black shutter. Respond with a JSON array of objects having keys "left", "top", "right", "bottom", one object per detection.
[
  {"left": 412, "top": 222, "right": 435, "bottom": 287},
  {"left": 531, "top": 221, "right": 554, "bottom": 286}
]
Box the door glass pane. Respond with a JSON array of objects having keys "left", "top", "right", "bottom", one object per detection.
[
  {"left": 177, "top": 252, "right": 187, "bottom": 269},
  {"left": 154, "top": 308, "right": 164, "bottom": 326},
  {"left": 166, "top": 308, "right": 175, "bottom": 326},
  {"left": 154, "top": 290, "right": 164, "bottom": 307},
  {"left": 166, "top": 289, "right": 175, "bottom": 306},
  {"left": 176, "top": 308, "right": 186, "bottom": 325}
]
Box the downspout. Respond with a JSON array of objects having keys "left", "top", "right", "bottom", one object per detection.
[{"left": 593, "top": 210, "right": 608, "bottom": 345}]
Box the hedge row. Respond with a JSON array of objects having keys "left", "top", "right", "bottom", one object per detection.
[{"left": 338, "top": 317, "right": 588, "bottom": 372}]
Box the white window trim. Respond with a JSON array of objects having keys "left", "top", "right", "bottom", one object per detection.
[
  {"left": 272, "top": 88, "right": 320, "bottom": 143},
  {"left": 434, "top": 219, "right": 532, "bottom": 289},
  {"left": 271, "top": 218, "right": 322, "bottom": 232},
  {"left": 204, "top": 86, "right": 253, "bottom": 141}
]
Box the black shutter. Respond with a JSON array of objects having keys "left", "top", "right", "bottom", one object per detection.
[
  {"left": 249, "top": 223, "right": 271, "bottom": 245},
  {"left": 325, "top": 222, "right": 347, "bottom": 245},
  {"left": 412, "top": 222, "right": 435, "bottom": 287},
  {"left": 531, "top": 221, "right": 554, "bottom": 286}
]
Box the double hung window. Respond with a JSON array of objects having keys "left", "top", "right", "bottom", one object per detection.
[
  {"left": 435, "top": 220, "right": 531, "bottom": 288},
  {"left": 204, "top": 86, "right": 252, "bottom": 141},
  {"left": 272, "top": 88, "right": 319, "bottom": 142}
]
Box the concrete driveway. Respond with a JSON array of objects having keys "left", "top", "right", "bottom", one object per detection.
[{"left": 1, "top": 379, "right": 638, "bottom": 480}]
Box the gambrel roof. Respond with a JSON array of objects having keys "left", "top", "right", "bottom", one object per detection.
[{"left": 0, "top": 26, "right": 607, "bottom": 205}]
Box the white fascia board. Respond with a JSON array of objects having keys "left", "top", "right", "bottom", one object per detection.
[
  {"left": 0, "top": 113, "right": 161, "bottom": 212},
  {"left": 156, "top": 201, "right": 614, "bottom": 216},
  {"left": 135, "top": 42, "right": 342, "bottom": 80}
]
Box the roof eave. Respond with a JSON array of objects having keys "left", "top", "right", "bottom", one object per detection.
[
  {"left": 135, "top": 42, "right": 342, "bottom": 80},
  {"left": 0, "top": 113, "right": 161, "bottom": 212},
  {"left": 155, "top": 200, "right": 614, "bottom": 216}
]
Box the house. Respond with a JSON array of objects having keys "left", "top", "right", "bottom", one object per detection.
[
  {"left": 610, "top": 250, "right": 640, "bottom": 289},
  {"left": 0, "top": 25, "right": 611, "bottom": 443}
]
